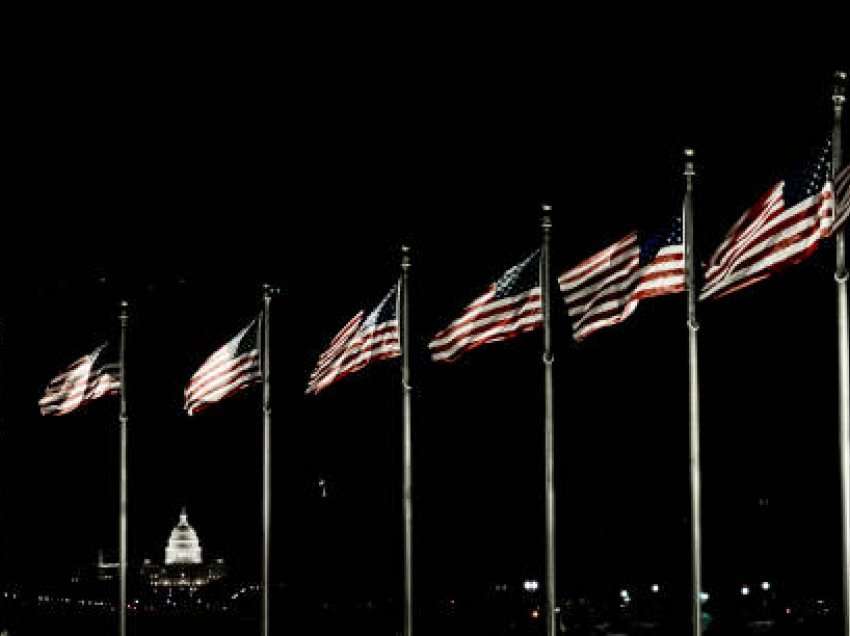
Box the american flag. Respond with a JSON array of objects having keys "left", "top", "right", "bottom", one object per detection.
[
  {"left": 701, "top": 143, "right": 835, "bottom": 300},
  {"left": 429, "top": 251, "right": 542, "bottom": 363},
  {"left": 307, "top": 285, "right": 400, "bottom": 394},
  {"left": 834, "top": 162, "right": 850, "bottom": 233},
  {"left": 559, "top": 217, "right": 685, "bottom": 341},
  {"left": 39, "top": 343, "right": 120, "bottom": 416},
  {"left": 185, "top": 319, "right": 262, "bottom": 416}
]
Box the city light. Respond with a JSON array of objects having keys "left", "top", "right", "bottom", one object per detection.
[
  {"left": 761, "top": 581, "right": 770, "bottom": 591},
  {"left": 700, "top": 592, "right": 709, "bottom": 603},
  {"left": 651, "top": 584, "right": 660, "bottom": 593},
  {"left": 741, "top": 586, "right": 750, "bottom": 596},
  {"left": 523, "top": 580, "right": 539, "bottom": 592}
]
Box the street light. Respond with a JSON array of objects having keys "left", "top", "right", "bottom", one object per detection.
[
  {"left": 741, "top": 586, "right": 750, "bottom": 596},
  {"left": 761, "top": 581, "right": 770, "bottom": 591}
]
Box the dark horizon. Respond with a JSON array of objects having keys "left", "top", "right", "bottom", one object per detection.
[{"left": 2, "top": 58, "right": 847, "bottom": 624}]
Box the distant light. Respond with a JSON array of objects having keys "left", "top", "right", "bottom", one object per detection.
[
  {"left": 620, "top": 589, "right": 629, "bottom": 599},
  {"left": 700, "top": 592, "right": 710, "bottom": 602},
  {"left": 530, "top": 609, "right": 540, "bottom": 619},
  {"left": 523, "top": 580, "right": 540, "bottom": 592},
  {"left": 651, "top": 584, "right": 660, "bottom": 593},
  {"left": 761, "top": 581, "right": 770, "bottom": 591},
  {"left": 741, "top": 586, "right": 750, "bottom": 596}
]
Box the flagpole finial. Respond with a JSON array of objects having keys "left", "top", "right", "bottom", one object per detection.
[
  {"left": 262, "top": 284, "right": 280, "bottom": 298},
  {"left": 401, "top": 245, "right": 411, "bottom": 269},
  {"left": 834, "top": 70, "right": 847, "bottom": 103},
  {"left": 119, "top": 300, "right": 128, "bottom": 320},
  {"left": 541, "top": 204, "right": 552, "bottom": 230},
  {"left": 684, "top": 148, "right": 696, "bottom": 177}
]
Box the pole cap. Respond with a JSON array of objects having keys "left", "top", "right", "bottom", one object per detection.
[
  {"left": 834, "top": 70, "right": 847, "bottom": 101},
  {"left": 401, "top": 244, "right": 411, "bottom": 268},
  {"left": 684, "top": 148, "right": 696, "bottom": 176},
  {"left": 541, "top": 204, "right": 552, "bottom": 230},
  {"left": 262, "top": 284, "right": 281, "bottom": 297}
]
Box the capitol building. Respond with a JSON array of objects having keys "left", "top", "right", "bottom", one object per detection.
[{"left": 141, "top": 508, "right": 226, "bottom": 591}]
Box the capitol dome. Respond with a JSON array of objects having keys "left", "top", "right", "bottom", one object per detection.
[{"left": 164, "top": 508, "right": 203, "bottom": 565}]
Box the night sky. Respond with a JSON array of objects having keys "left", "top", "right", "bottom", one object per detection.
[{"left": 1, "top": 49, "right": 847, "bottom": 613}]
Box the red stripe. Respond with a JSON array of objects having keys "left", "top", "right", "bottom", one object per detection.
[
  {"left": 309, "top": 329, "right": 400, "bottom": 388},
  {"left": 310, "top": 347, "right": 400, "bottom": 394},
  {"left": 431, "top": 307, "right": 543, "bottom": 359},
  {"left": 431, "top": 291, "right": 541, "bottom": 343},
  {"left": 434, "top": 313, "right": 543, "bottom": 363},
  {"left": 186, "top": 354, "right": 260, "bottom": 403},
  {"left": 558, "top": 234, "right": 637, "bottom": 286},
  {"left": 187, "top": 376, "right": 261, "bottom": 415},
  {"left": 187, "top": 351, "right": 259, "bottom": 396}
]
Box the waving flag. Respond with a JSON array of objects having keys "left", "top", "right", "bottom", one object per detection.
[
  {"left": 429, "top": 251, "right": 542, "bottom": 363},
  {"left": 307, "top": 285, "right": 400, "bottom": 394},
  {"left": 701, "top": 143, "right": 835, "bottom": 300},
  {"left": 185, "top": 319, "right": 262, "bottom": 415},
  {"left": 559, "top": 217, "right": 685, "bottom": 340},
  {"left": 39, "top": 343, "right": 120, "bottom": 416}
]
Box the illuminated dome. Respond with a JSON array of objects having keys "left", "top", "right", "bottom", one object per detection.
[{"left": 164, "top": 508, "right": 203, "bottom": 565}]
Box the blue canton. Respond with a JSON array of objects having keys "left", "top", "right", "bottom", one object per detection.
[
  {"left": 639, "top": 216, "right": 683, "bottom": 265},
  {"left": 494, "top": 251, "right": 540, "bottom": 299},
  {"left": 363, "top": 286, "right": 397, "bottom": 328},
  {"left": 784, "top": 140, "right": 832, "bottom": 207}
]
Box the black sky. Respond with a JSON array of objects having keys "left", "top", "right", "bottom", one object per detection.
[{"left": 1, "top": 42, "right": 847, "bottom": 611}]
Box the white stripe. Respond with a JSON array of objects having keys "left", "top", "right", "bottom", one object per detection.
[
  {"left": 188, "top": 350, "right": 259, "bottom": 393},
  {"left": 187, "top": 371, "right": 262, "bottom": 413},
  {"left": 431, "top": 311, "right": 542, "bottom": 362},
  {"left": 309, "top": 331, "right": 400, "bottom": 388},
  {"left": 428, "top": 293, "right": 541, "bottom": 350},
  {"left": 185, "top": 355, "right": 260, "bottom": 403},
  {"left": 558, "top": 234, "right": 637, "bottom": 289},
  {"left": 563, "top": 252, "right": 639, "bottom": 307}
]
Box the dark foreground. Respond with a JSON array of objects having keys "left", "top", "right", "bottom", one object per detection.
[{"left": 1, "top": 613, "right": 843, "bottom": 636}]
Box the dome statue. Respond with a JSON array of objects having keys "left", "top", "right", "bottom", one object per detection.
[{"left": 164, "top": 507, "right": 203, "bottom": 565}]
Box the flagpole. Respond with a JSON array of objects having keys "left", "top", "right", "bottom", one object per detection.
[
  {"left": 261, "top": 284, "right": 276, "bottom": 636},
  {"left": 118, "top": 300, "right": 128, "bottom": 636},
  {"left": 400, "top": 245, "right": 414, "bottom": 636},
  {"left": 683, "top": 149, "right": 703, "bottom": 636},
  {"left": 832, "top": 69, "right": 849, "bottom": 636},
  {"left": 541, "top": 207, "right": 557, "bottom": 636}
]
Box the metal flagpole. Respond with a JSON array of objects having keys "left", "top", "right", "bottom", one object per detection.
[
  {"left": 262, "top": 284, "right": 276, "bottom": 636},
  {"left": 400, "top": 246, "right": 414, "bottom": 636},
  {"left": 541, "top": 207, "right": 557, "bottom": 636},
  {"left": 683, "top": 149, "right": 703, "bottom": 636},
  {"left": 832, "top": 69, "right": 849, "bottom": 636},
  {"left": 118, "top": 300, "right": 128, "bottom": 636}
]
